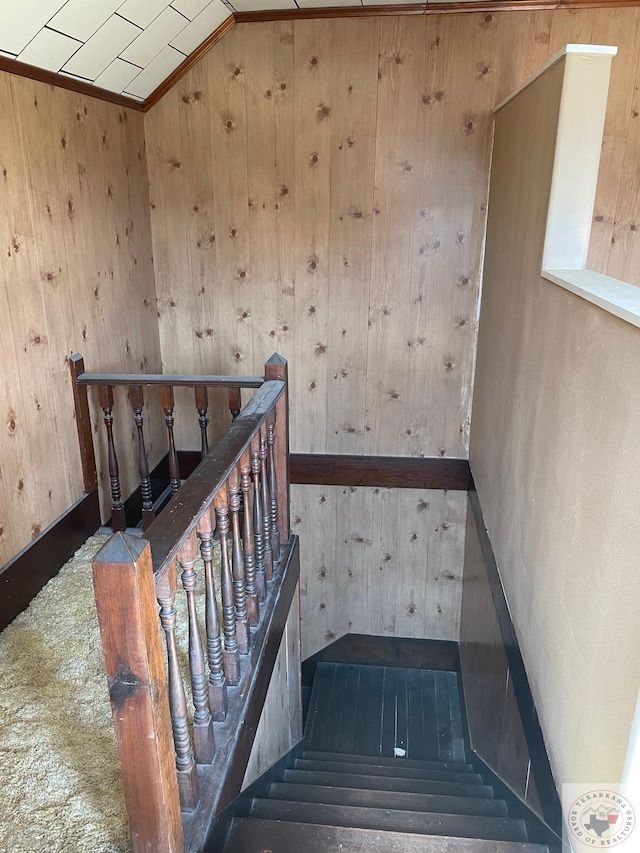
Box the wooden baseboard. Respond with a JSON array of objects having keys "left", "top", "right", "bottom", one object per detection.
[
  {"left": 302, "top": 633, "right": 460, "bottom": 686},
  {"left": 467, "top": 482, "right": 562, "bottom": 833},
  {"left": 0, "top": 490, "right": 100, "bottom": 631},
  {"left": 291, "top": 453, "right": 471, "bottom": 490}
]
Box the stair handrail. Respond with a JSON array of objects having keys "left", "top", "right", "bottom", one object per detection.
[{"left": 89, "top": 355, "right": 290, "bottom": 853}]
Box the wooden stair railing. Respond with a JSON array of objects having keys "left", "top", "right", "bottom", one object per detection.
[
  {"left": 70, "top": 354, "right": 269, "bottom": 531},
  {"left": 87, "top": 356, "right": 291, "bottom": 853}
]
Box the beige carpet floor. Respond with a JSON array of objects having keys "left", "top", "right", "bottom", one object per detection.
[{"left": 0, "top": 533, "right": 221, "bottom": 853}]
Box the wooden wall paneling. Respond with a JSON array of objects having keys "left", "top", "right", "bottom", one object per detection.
[
  {"left": 431, "top": 14, "right": 496, "bottom": 458},
  {"left": 0, "top": 72, "right": 160, "bottom": 555},
  {"left": 0, "top": 77, "right": 66, "bottom": 553},
  {"left": 325, "top": 18, "right": 379, "bottom": 453},
  {"left": 335, "top": 486, "right": 376, "bottom": 637},
  {"left": 429, "top": 489, "right": 466, "bottom": 638},
  {"left": 598, "top": 11, "right": 640, "bottom": 287},
  {"left": 292, "top": 20, "right": 333, "bottom": 452},
  {"left": 547, "top": 7, "right": 595, "bottom": 53},
  {"left": 402, "top": 15, "right": 457, "bottom": 459},
  {"left": 365, "top": 17, "right": 429, "bottom": 457},
  {"left": 588, "top": 9, "right": 640, "bottom": 279},
  {"left": 242, "top": 22, "right": 296, "bottom": 367},
  {"left": 491, "top": 11, "right": 553, "bottom": 106},
  {"left": 291, "top": 484, "right": 338, "bottom": 659},
  {"left": 292, "top": 484, "right": 465, "bottom": 659},
  {"left": 208, "top": 30, "right": 255, "bottom": 385},
  {"left": 369, "top": 486, "right": 400, "bottom": 637}
]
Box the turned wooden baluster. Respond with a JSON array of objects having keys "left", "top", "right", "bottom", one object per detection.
[
  {"left": 156, "top": 561, "right": 199, "bottom": 810},
  {"left": 178, "top": 530, "right": 215, "bottom": 764},
  {"left": 228, "top": 386, "right": 241, "bottom": 421},
  {"left": 197, "top": 507, "right": 227, "bottom": 721},
  {"left": 98, "top": 385, "right": 126, "bottom": 532},
  {"left": 266, "top": 408, "right": 280, "bottom": 558},
  {"left": 214, "top": 484, "right": 240, "bottom": 686},
  {"left": 195, "top": 386, "right": 209, "bottom": 460},
  {"left": 260, "top": 424, "right": 274, "bottom": 581},
  {"left": 229, "top": 466, "right": 250, "bottom": 654},
  {"left": 240, "top": 450, "right": 259, "bottom": 626},
  {"left": 161, "top": 386, "right": 180, "bottom": 495},
  {"left": 129, "top": 385, "right": 155, "bottom": 530},
  {"left": 250, "top": 435, "right": 267, "bottom": 601}
]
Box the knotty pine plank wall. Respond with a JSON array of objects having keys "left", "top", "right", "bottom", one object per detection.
[
  {"left": 0, "top": 74, "right": 163, "bottom": 566},
  {"left": 145, "top": 7, "right": 640, "bottom": 655}
]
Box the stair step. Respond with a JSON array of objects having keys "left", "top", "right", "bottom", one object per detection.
[
  {"left": 249, "top": 799, "right": 528, "bottom": 841},
  {"left": 302, "top": 749, "right": 473, "bottom": 772},
  {"left": 223, "top": 818, "right": 549, "bottom": 852},
  {"left": 268, "top": 781, "right": 509, "bottom": 817},
  {"left": 294, "top": 758, "right": 483, "bottom": 784},
  {"left": 281, "top": 768, "right": 494, "bottom": 798}
]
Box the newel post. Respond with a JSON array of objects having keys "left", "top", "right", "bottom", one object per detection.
[
  {"left": 92, "top": 533, "right": 184, "bottom": 853},
  {"left": 264, "top": 353, "right": 290, "bottom": 544},
  {"left": 69, "top": 353, "right": 98, "bottom": 494}
]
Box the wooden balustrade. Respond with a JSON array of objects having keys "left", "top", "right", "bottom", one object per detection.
[{"left": 88, "top": 358, "right": 291, "bottom": 853}]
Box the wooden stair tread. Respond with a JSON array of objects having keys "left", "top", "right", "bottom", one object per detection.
[
  {"left": 268, "top": 781, "right": 509, "bottom": 817},
  {"left": 249, "top": 798, "right": 529, "bottom": 841},
  {"left": 294, "top": 758, "right": 483, "bottom": 783},
  {"left": 223, "top": 818, "right": 549, "bottom": 852},
  {"left": 302, "top": 749, "right": 473, "bottom": 772},
  {"left": 281, "top": 768, "right": 495, "bottom": 798}
]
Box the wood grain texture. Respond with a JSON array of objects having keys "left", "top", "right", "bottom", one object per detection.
[
  {"left": 291, "top": 454, "right": 470, "bottom": 489},
  {"left": 145, "top": 7, "right": 640, "bottom": 464},
  {"left": 0, "top": 74, "right": 162, "bottom": 567},
  {"left": 292, "top": 484, "right": 466, "bottom": 659}
]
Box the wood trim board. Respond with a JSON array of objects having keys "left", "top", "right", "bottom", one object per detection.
[
  {"left": 291, "top": 453, "right": 471, "bottom": 490},
  {"left": 0, "top": 490, "right": 100, "bottom": 631},
  {"left": 235, "top": 0, "right": 640, "bottom": 22}
]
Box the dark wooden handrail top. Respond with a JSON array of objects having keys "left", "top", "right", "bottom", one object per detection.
[
  {"left": 145, "top": 379, "right": 286, "bottom": 579},
  {"left": 75, "top": 371, "right": 265, "bottom": 388}
]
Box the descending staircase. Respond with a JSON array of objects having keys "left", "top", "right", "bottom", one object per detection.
[{"left": 218, "top": 662, "right": 559, "bottom": 852}]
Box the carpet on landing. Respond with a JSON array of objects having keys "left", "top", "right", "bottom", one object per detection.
[{"left": 0, "top": 533, "right": 221, "bottom": 853}]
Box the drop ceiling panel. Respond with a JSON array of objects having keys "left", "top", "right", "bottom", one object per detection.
[
  {"left": 63, "top": 14, "right": 141, "bottom": 80},
  {"left": 170, "top": 0, "right": 229, "bottom": 55},
  {"left": 120, "top": 6, "right": 188, "bottom": 66},
  {"left": 48, "top": 0, "right": 125, "bottom": 42},
  {"left": 171, "top": 0, "right": 213, "bottom": 17},
  {"left": 0, "top": 0, "right": 66, "bottom": 55},
  {"left": 94, "top": 56, "right": 142, "bottom": 92},
  {"left": 17, "top": 27, "right": 81, "bottom": 72},
  {"left": 118, "top": 0, "right": 174, "bottom": 28},
  {"left": 125, "top": 43, "right": 185, "bottom": 96}
]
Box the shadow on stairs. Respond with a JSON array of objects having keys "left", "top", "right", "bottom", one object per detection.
[{"left": 208, "top": 660, "right": 562, "bottom": 852}]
